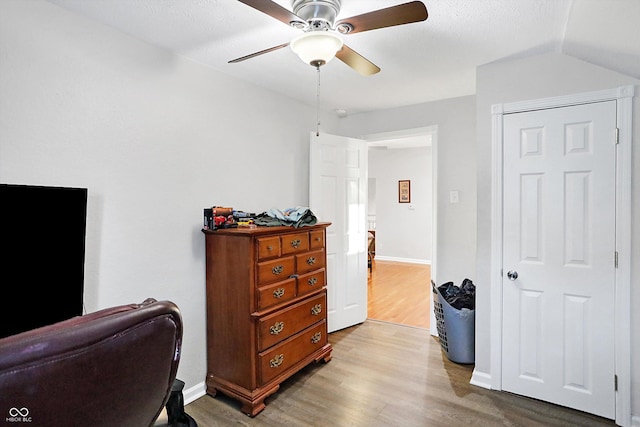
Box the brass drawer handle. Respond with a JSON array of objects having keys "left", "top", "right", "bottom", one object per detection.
[
  {"left": 267, "top": 245, "right": 274, "bottom": 251},
  {"left": 270, "top": 321, "right": 284, "bottom": 335},
  {"left": 272, "top": 265, "right": 284, "bottom": 275},
  {"left": 311, "top": 304, "right": 322, "bottom": 316},
  {"left": 306, "top": 257, "right": 316, "bottom": 265},
  {"left": 311, "top": 332, "right": 322, "bottom": 344},
  {"left": 290, "top": 239, "right": 301, "bottom": 248},
  {"left": 270, "top": 354, "right": 284, "bottom": 368},
  {"left": 273, "top": 288, "right": 285, "bottom": 298},
  {"left": 307, "top": 277, "right": 318, "bottom": 286}
]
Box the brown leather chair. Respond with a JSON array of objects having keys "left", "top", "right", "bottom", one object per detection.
[{"left": 0, "top": 298, "right": 182, "bottom": 427}]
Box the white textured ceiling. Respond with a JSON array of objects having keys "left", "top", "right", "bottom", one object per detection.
[{"left": 45, "top": 0, "right": 640, "bottom": 115}]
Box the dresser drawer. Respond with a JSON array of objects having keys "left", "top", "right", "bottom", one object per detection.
[
  {"left": 257, "top": 236, "right": 281, "bottom": 260},
  {"left": 297, "top": 268, "right": 325, "bottom": 297},
  {"left": 281, "top": 232, "right": 309, "bottom": 255},
  {"left": 295, "top": 248, "right": 325, "bottom": 274},
  {"left": 256, "top": 278, "right": 296, "bottom": 311},
  {"left": 257, "top": 256, "right": 295, "bottom": 286},
  {"left": 257, "top": 292, "right": 326, "bottom": 351},
  {"left": 258, "top": 321, "right": 327, "bottom": 385},
  {"left": 309, "top": 230, "right": 324, "bottom": 249}
]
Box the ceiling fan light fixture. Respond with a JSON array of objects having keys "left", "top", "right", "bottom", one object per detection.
[{"left": 290, "top": 31, "right": 343, "bottom": 67}]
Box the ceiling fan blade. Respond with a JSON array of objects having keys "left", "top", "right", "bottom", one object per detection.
[
  {"left": 335, "top": 44, "right": 380, "bottom": 76},
  {"left": 335, "top": 1, "right": 428, "bottom": 34},
  {"left": 238, "top": 0, "right": 306, "bottom": 27},
  {"left": 228, "top": 42, "right": 290, "bottom": 63}
]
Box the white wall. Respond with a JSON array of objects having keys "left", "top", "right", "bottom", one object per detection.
[
  {"left": 338, "top": 95, "right": 477, "bottom": 285},
  {"left": 475, "top": 52, "right": 639, "bottom": 419},
  {"left": 0, "top": 0, "right": 339, "bottom": 396},
  {"left": 368, "top": 147, "right": 432, "bottom": 263}
]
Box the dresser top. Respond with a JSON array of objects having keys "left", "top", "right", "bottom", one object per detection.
[{"left": 202, "top": 222, "right": 331, "bottom": 237}]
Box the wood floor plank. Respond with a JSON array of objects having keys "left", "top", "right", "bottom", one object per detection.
[
  {"left": 186, "top": 321, "right": 615, "bottom": 426},
  {"left": 367, "top": 260, "right": 431, "bottom": 329}
]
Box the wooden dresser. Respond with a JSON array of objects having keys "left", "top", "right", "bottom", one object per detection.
[{"left": 202, "top": 222, "right": 333, "bottom": 416}]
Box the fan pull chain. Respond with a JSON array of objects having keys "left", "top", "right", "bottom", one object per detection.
[{"left": 316, "top": 65, "right": 321, "bottom": 136}]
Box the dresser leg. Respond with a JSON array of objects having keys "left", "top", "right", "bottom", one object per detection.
[
  {"left": 315, "top": 343, "right": 333, "bottom": 364},
  {"left": 238, "top": 383, "right": 279, "bottom": 417},
  {"left": 241, "top": 400, "right": 265, "bottom": 417}
]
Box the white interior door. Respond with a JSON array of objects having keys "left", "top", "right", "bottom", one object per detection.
[
  {"left": 309, "top": 131, "right": 368, "bottom": 333},
  {"left": 501, "top": 101, "right": 617, "bottom": 418}
]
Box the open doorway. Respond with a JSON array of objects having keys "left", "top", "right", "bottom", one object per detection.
[{"left": 363, "top": 126, "right": 437, "bottom": 331}]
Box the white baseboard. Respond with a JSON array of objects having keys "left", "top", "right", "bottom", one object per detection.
[
  {"left": 183, "top": 381, "right": 206, "bottom": 405},
  {"left": 470, "top": 369, "right": 492, "bottom": 389},
  {"left": 631, "top": 414, "right": 640, "bottom": 427},
  {"left": 374, "top": 256, "right": 431, "bottom": 265}
]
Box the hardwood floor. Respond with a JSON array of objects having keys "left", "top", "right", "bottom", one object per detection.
[
  {"left": 367, "top": 260, "right": 431, "bottom": 329},
  {"left": 185, "top": 320, "right": 615, "bottom": 426}
]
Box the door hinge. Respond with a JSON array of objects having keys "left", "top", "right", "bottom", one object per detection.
[
  {"left": 615, "top": 128, "right": 620, "bottom": 144},
  {"left": 614, "top": 251, "right": 619, "bottom": 268},
  {"left": 615, "top": 374, "right": 618, "bottom": 391}
]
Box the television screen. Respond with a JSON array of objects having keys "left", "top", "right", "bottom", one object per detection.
[{"left": 0, "top": 184, "right": 87, "bottom": 338}]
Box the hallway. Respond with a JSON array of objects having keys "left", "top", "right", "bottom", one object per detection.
[{"left": 367, "top": 260, "right": 431, "bottom": 329}]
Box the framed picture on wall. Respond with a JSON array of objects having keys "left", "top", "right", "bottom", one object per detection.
[{"left": 398, "top": 180, "right": 411, "bottom": 203}]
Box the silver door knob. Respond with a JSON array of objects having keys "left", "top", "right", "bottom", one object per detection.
[{"left": 507, "top": 270, "right": 518, "bottom": 281}]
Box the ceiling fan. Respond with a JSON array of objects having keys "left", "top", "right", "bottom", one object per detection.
[{"left": 229, "top": 0, "right": 428, "bottom": 76}]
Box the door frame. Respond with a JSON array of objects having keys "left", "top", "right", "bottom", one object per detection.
[
  {"left": 488, "top": 86, "right": 633, "bottom": 425},
  {"left": 361, "top": 126, "right": 438, "bottom": 334}
]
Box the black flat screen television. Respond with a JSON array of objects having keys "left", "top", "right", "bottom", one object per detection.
[{"left": 0, "top": 183, "right": 87, "bottom": 338}]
